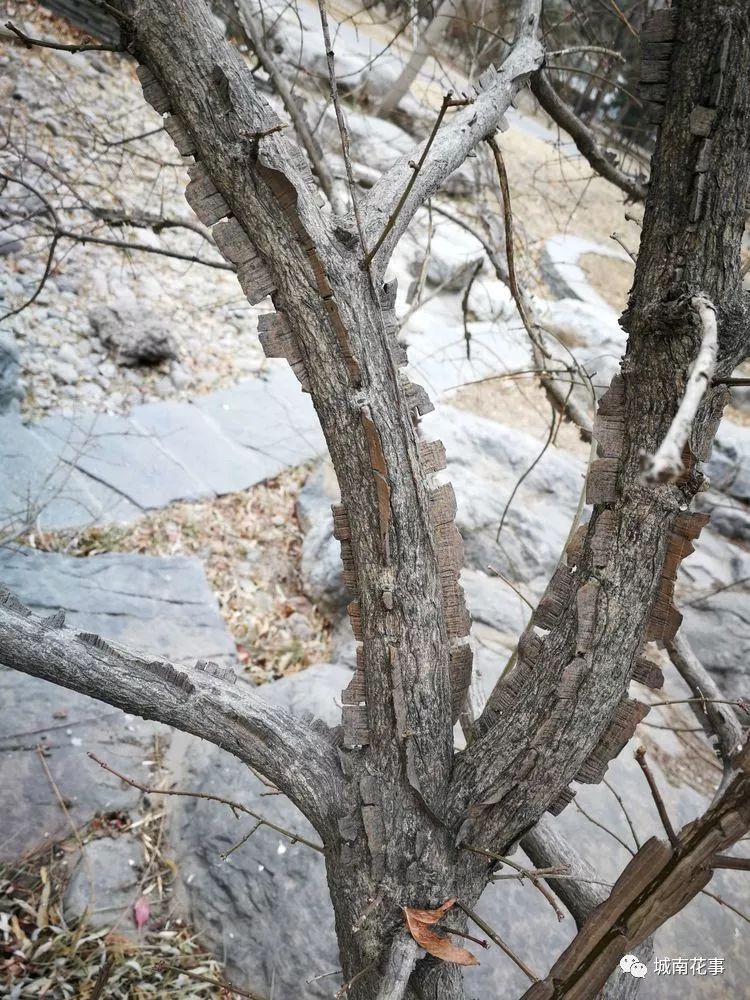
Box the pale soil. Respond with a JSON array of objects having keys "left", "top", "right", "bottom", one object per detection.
[
  {"left": 452, "top": 376, "right": 591, "bottom": 461},
  {"left": 578, "top": 251, "right": 636, "bottom": 313}
]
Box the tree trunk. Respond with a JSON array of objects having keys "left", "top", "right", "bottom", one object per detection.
[{"left": 2, "top": 1, "right": 748, "bottom": 997}]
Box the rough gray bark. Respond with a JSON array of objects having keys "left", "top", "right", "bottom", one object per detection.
[{"left": 2, "top": 1, "right": 749, "bottom": 997}]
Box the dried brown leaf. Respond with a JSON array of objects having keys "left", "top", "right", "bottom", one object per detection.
[{"left": 403, "top": 899, "right": 479, "bottom": 967}]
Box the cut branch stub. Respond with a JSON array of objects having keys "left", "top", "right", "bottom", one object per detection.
[
  {"left": 212, "top": 217, "right": 258, "bottom": 267},
  {"left": 402, "top": 378, "right": 435, "bottom": 418},
  {"left": 429, "top": 484, "right": 471, "bottom": 641},
  {"left": 237, "top": 256, "right": 277, "bottom": 305},
  {"left": 633, "top": 656, "right": 664, "bottom": 690},
  {"left": 535, "top": 565, "right": 576, "bottom": 631},
  {"left": 164, "top": 114, "right": 195, "bottom": 156},
  {"left": 592, "top": 375, "right": 625, "bottom": 458},
  {"left": 419, "top": 439, "right": 447, "bottom": 475},
  {"left": 548, "top": 786, "right": 577, "bottom": 817},
  {"left": 639, "top": 9, "right": 678, "bottom": 125},
  {"left": 342, "top": 659, "right": 369, "bottom": 748}
]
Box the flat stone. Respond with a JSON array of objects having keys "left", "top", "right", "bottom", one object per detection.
[
  {"left": 33, "top": 411, "right": 211, "bottom": 510},
  {"left": 63, "top": 835, "right": 143, "bottom": 935},
  {"left": 195, "top": 366, "right": 326, "bottom": 472},
  {"left": 0, "top": 547, "right": 236, "bottom": 663},
  {"left": 0, "top": 413, "right": 127, "bottom": 532},
  {"left": 0, "top": 548, "right": 236, "bottom": 861},
  {"left": 132, "top": 400, "right": 275, "bottom": 497}
]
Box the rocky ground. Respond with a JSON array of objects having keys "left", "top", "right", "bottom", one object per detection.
[{"left": 1, "top": 1, "right": 749, "bottom": 998}]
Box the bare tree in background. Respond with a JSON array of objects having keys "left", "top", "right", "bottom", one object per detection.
[{"left": 1, "top": 1, "right": 749, "bottom": 998}]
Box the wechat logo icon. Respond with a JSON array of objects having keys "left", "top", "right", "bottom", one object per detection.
[{"left": 620, "top": 954, "right": 648, "bottom": 979}]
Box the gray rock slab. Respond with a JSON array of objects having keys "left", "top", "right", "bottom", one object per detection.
[
  {"left": 296, "top": 408, "right": 583, "bottom": 615},
  {"left": 0, "top": 547, "right": 236, "bottom": 663},
  {"left": 195, "top": 367, "right": 326, "bottom": 472},
  {"left": 422, "top": 406, "right": 583, "bottom": 588},
  {"left": 131, "top": 399, "right": 273, "bottom": 497},
  {"left": 0, "top": 413, "right": 124, "bottom": 532},
  {"left": 0, "top": 548, "right": 236, "bottom": 861},
  {"left": 63, "top": 835, "right": 143, "bottom": 936},
  {"left": 32, "top": 411, "right": 211, "bottom": 510},
  {"left": 707, "top": 421, "right": 750, "bottom": 501}
]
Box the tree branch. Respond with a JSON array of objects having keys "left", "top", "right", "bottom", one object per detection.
[
  {"left": 666, "top": 632, "right": 745, "bottom": 795},
  {"left": 520, "top": 741, "right": 750, "bottom": 999},
  {"left": 642, "top": 294, "right": 719, "bottom": 483},
  {"left": 3, "top": 20, "right": 123, "bottom": 53},
  {"left": 530, "top": 69, "right": 647, "bottom": 203},
  {"left": 0, "top": 589, "right": 343, "bottom": 837},
  {"left": 359, "top": 0, "right": 544, "bottom": 275},
  {"left": 232, "top": 0, "right": 338, "bottom": 210}
]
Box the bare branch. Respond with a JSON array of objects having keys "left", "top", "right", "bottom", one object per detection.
[
  {"left": 642, "top": 294, "right": 719, "bottom": 483},
  {"left": 3, "top": 20, "right": 123, "bottom": 53},
  {"left": 233, "top": 0, "right": 338, "bottom": 210},
  {"left": 87, "top": 752, "right": 324, "bottom": 852},
  {"left": 520, "top": 742, "right": 750, "bottom": 999},
  {"left": 455, "top": 900, "right": 541, "bottom": 983},
  {"left": 666, "top": 632, "right": 745, "bottom": 793},
  {"left": 360, "top": 1, "right": 544, "bottom": 274},
  {"left": 530, "top": 70, "right": 647, "bottom": 203},
  {"left": 634, "top": 746, "right": 679, "bottom": 847},
  {"left": 0, "top": 590, "right": 343, "bottom": 836}
]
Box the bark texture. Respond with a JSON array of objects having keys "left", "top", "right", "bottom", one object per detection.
[{"left": 1, "top": 1, "right": 749, "bottom": 997}]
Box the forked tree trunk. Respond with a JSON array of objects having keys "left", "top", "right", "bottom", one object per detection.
[{"left": 1, "top": 2, "right": 748, "bottom": 998}]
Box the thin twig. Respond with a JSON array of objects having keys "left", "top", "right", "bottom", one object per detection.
[
  {"left": 634, "top": 746, "right": 679, "bottom": 848},
  {"left": 461, "top": 257, "right": 484, "bottom": 360},
  {"left": 484, "top": 136, "right": 593, "bottom": 439},
  {"left": 335, "top": 960, "right": 378, "bottom": 998},
  {"left": 701, "top": 889, "right": 750, "bottom": 924},
  {"left": 53, "top": 227, "right": 234, "bottom": 270},
  {"left": 160, "top": 963, "right": 267, "bottom": 999},
  {"left": 610, "top": 230, "right": 637, "bottom": 262},
  {"left": 316, "top": 0, "right": 367, "bottom": 242},
  {"left": 573, "top": 799, "right": 635, "bottom": 856},
  {"left": 462, "top": 843, "right": 567, "bottom": 921},
  {"left": 4, "top": 20, "right": 123, "bottom": 53},
  {"left": 87, "top": 753, "right": 323, "bottom": 853},
  {"left": 234, "top": 0, "right": 337, "bottom": 210},
  {"left": 362, "top": 92, "right": 471, "bottom": 269},
  {"left": 602, "top": 778, "right": 641, "bottom": 850},
  {"left": 455, "top": 900, "right": 540, "bottom": 982}
]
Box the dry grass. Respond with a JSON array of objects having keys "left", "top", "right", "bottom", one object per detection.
[
  {"left": 22, "top": 469, "right": 331, "bottom": 683},
  {"left": 1, "top": 810, "right": 226, "bottom": 999}
]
